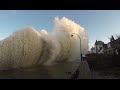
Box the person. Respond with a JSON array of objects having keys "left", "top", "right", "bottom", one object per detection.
[{"left": 82, "top": 54, "right": 86, "bottom": 61}]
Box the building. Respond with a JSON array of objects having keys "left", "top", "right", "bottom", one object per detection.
[
  {"left": 91, "top": 46, "right": 96, "bottom": 53},
  {"left": 90, "top": 36, "right": 120, "bottom": 55},
  {"left": 90, "top": 40, "right": 106, "bottom": 54},
  {"left": 104, "top": 37, "right": 120, "bottom": 55},
  {"left": 95, "top": 40, "right": 105, "bottom": 54},
  {"left": 104, "top": 42, "right": 114, "bottom": 55},
  {"left": 102, "top": 36, "right": 120, "bottom": 55}
]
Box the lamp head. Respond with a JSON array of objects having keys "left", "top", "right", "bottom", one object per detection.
[{"left": 71, "top": 34, "right": 73, "bottom": 37}]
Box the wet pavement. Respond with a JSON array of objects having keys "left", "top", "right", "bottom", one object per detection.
[
  {"left": 0, "top": 61, "right": 80, "bottom": 79},
  {"left": 91, "top": 70, "right": 118, "bottom": 79},
  {"left": 77, "top": 60, "right": 92, "bottom": 79}
]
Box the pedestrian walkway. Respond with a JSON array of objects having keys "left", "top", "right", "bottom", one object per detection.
[{"left": 77, "top": 60, "right": 92, "bottom": 79}]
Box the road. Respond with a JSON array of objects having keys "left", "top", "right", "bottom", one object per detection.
[
  {"left": 0, "top": 60, "right": 92, "bottom": 79},
  {"left": 0, "top": 61, "right": 79, "bottom": 79}
]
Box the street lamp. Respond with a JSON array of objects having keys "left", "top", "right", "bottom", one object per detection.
[
  {"left": 56, "top": 30, "right": 83, "bottom": 61},
  {"left": 71, "top": 33, "right": 82, "bottom": 61}
]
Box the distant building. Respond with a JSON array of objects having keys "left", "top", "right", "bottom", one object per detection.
[
  {"left": 90, "top": 36, "right": 120, "bottom": 55},
  {"left": 114, "top": 37, "right": 120, "bottom": 55},
  {"left": 104, "top": 37, "right": 120, "bottom": 55},
  {"left": 91, "top": 46, "right": 96, "bottom": 53},
  {"left": 95, "top": 40, "right": 104, "bottom": 54},
  {"left": 103, "top": 44, "right": 107, "bottom": 54}
]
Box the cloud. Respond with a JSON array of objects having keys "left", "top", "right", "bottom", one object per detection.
[{"left": 0, "top": 17, "right": 89, "bottom": 70}]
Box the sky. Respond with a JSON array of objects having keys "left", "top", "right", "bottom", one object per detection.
[{"left": 0, "top": 10, "right": 120, "bottom": 50}]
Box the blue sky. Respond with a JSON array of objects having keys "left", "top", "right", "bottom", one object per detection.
[{"left": 0, "top": 10, "right": 120, "bottom": 50}]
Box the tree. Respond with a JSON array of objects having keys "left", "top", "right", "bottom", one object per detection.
[
  {"left": 115, "top": 34, "right": 120, "bottom": 39},
  {"left": 110, "top": 35, "right": 115, "bottom": 42}
]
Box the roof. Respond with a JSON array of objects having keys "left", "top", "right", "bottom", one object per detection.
[
  {"left": 110, "top": 38, "right": 120, "bottom": 49},
  {"left": 95, "top": 41, "right": 104, "bottom": 45},
  {"left": 105, "top": 38, "right": 120, "bottom": 49}
]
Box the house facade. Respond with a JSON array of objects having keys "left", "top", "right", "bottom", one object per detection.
[
  {"left": 95, "top": 40, "right": 105, "bottom": 54},
  {"left": 91, "top": 36, "right": 120, "bottom": 55},
  {"left": 104, "top": 42, "right": 114, "bottom": 55},
  {"left": 91, "top": 47, "right": 96, "bottom": 53}
]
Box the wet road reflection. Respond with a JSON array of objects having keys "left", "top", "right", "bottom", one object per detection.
[{"left": 0, "top": 61, "right": 80, "bottom": 79}]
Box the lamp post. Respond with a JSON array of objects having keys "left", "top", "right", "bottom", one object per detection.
[{"left": 71, "top": 33, "right": 82, "bottom": 61}]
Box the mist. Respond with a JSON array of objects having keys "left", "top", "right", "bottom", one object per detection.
[{"left": 0, "top": 17, "right": 89, "bottom": 70}]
